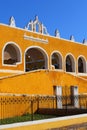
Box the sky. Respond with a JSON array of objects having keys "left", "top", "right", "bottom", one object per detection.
[{"left": 0, "top": 0, "right": 87, "bottom": 43}]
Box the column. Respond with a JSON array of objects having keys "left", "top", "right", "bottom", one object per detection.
[{"left": 55, "top": 86, "right": 62, "bottom": 109}]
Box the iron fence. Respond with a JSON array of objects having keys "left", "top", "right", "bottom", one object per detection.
[{"left": 0, "top": 94, "right": 87, "bottom": 125}]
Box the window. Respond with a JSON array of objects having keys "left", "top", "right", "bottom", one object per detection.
[
  {"left": 3, "top": 43, "right": 21, "bottom": 65},
  {"left": 78, "top": 57, "right": 86, "bottom": 73},
  {"left": 51, "top": 52, "right": 62, "bottom": 69},
  {"left": 25, "top": 47, "right": 48, "bottom": 72},
  {"left": 66, "top": 55, "right": 75, "bottom": 72}
]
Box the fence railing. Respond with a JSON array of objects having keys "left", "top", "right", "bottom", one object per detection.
[{"left": 0, "top": 94, "right": 87, "bottom": 124}]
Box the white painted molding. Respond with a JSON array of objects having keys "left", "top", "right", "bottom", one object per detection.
[
  {"left": 0, "top": 69, "right": 23, "bottom": 73},
  {"left": 9, "top": 16, "right": 16, "bottom": 27},
  {"left": 50, "top": 50, "right": 63, "bottom": 70},
  {"left": 24, "top": 34, "right": 48, "bottom": 44},
  {"left": 2, "top": 41, "right": 22, "bottom": 67},
  {"left": 1, "top": 114, "right": 87, "bottom": 129},
  {"left": 24, "top": 46, "right": 49, "bottom": 71},
  {"left": 1, "top": 23, "right": 87, "bottom": 47},
  {"left": 55, "top": 29, "right": 60, "bottom": 38},
  {"left": 25, "top": 16, "right": 49, "bottom": 35},
  {"left": 77, "top": 55, "right": 86, "bottom": 73},
  {"left": 70, "top": 35, "right": 75, "bottom": 42},
  {"left": 77, "top": 73, "right": 87, "bottom": 76},
  {"left": 65, "top": 53, "right": 76, "bottom": 73}
]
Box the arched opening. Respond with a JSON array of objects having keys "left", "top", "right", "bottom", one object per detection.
[
  {"left": 51, "top": 52, "right": 62, "bottom": 69},
  {"left": 3, "top": 43, "right": 21, "bottom": 65},
  {"left": 66, "top": 55, "right": 75, "bottom": 72},
  {"left": 78, "top": 57, "right": 86, "bottom": 73},
  {"left": 25, "top": 47, "right": 48, "bottom": 72}
]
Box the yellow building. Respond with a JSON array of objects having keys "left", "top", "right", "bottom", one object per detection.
[
  {"left": 0, "top": 15, "right": 87, "bottom": 97},
  {"left": 1, "top": 16, "right": 87, "bottom": 128}
]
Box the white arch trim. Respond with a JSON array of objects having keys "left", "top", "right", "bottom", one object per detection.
[
  {"left": 24, "top": 46, "right": 49, "bottom": 72},
  {"left": 2, "top": 41, "right": 22, "bottom": 67},
  {"left": 65, "top": 53, "right": 76, "bottom": 73},
  {"left": 77, "top": 55, "right": 87, "bottom": 73},
  {"left": 77, "top": 55, "right": 87, "bottom": 62},
  {"left": 50, "top": 50, "right": 63, "bottom": 70}
]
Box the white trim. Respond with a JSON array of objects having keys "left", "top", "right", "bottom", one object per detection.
[
  {"left": 0, "top": 93, "right": 55, "bottom": 97},
  {"left": 9, "top": 16, "right": 16, "bottom": 27},
  {"left": 51, "top": 69, "right": 64, "bottom": 72},
  {"left": 77, "top": 55, "right": 87, "bottom": 73},
  {"left": 1, "top": 114, "right": 87, "bottom": 129},
  {"left": 77, "top": 55, "right": 87, "bottom": 62},
  {"left": 0, "top": 23, "right": 50, "bottom": 37},
  {"left": 76, "top": 75, "right": 87, "bottom": 81},
  {"left": 2, "top": 41, "right": 22, "bottom": 67},
  {"left": 1, "top": 23, "right": 87, "bottom": 46},
  {"left": 66, "top": 72, "right": 76, "bottom": 76},
  {"left": 24, "top": 46, "right": 49, "bottom": 72},
  {"left": 0, "top": 69, "right": 23, "bottom": 73},
  {"left": 65, "top": 53, "right": 76, "bottom": 73},
  {"left": 77, "top": 73, "right": 87, "bottom": 76},
  {"left": 50, "top": 51, "right": 63, "bottom": 70},
  {"left": 24, "top": 34, "right": 48, "bottom": 44}
]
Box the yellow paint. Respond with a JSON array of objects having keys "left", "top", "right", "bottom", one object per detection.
[
  {"left": 2, "top": 116, "right": 87, "bottom": 130},
  {"left": 0, "top": 23, "right": 87, "bottom": 121},
  {"left": 0, "top": 71, "right": 87, "bottom": 94},
  {"left": 0, "top": 24, "right": 87, "bottom": 72},
  {"left": 0, "top": 71, "right": 87, "bottom": 119},
  {"left": 0, "top": 73, "right": 15, "bottom": 77},
  {"left": 0, "top": 24, "right": 87, "bottom": 95}
]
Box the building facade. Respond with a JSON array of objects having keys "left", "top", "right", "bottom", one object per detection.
[{"left": 0, "top": 16, "right": 87, "bottom": 96}]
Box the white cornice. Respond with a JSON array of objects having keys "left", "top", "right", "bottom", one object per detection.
[
  {"left": 0, "top": 23, "right": 87, "bottom": 47},
  {"left": 0, "top": 69, "right": 23, "bottom": 73},
  {"left": 24, "top": 34, "right": 48, "bottom": 44}
]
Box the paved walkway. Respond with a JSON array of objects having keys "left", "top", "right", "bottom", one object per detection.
[
  {"left": 0, "top": 114, "right": 87, "bottom": 130},
  {"left": 51, "top": 122, "right": 87, "bottom": 130}
]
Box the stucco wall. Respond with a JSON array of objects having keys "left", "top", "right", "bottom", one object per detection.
[
  {"left": 0, "top": 24, "right": 87, "bottom": 73},
  {"left": 0, "top": 70, "right": 87, "bottom": 95}
]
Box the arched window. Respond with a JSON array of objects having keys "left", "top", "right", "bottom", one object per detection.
[
  {"left": 3, "top": 43, "right": 21, "bottom": 65},
  {"left": 78, "top": 57, "right": 86, "bottom": 73},
  {"left": 25, "top": 47, "right": 48, "bottom": 72},
  {"left": 51, "top": 52, "right": 62, "bottom": 69},
  {"left": 66, "top": 55, "right": 75, "bottom": 72}
]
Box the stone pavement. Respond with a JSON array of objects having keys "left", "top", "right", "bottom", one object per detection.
[{"left": 50, "top": 122, "right": 87, "bottom": 130}]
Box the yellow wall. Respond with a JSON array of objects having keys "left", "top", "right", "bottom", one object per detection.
[
  {"left": 0, "top": 70, "right": 87, "bottom": 95},
  {"left": 0, "top": 96, "right": 32, "bottom": 119},
  {"left": 0, "top": 24, "right": 87, "bottom": 96},
  {"left": 0, "top": 95, "right": 56, "bottom": 119},
  {"left": 1, "top": 20, "right": 87, "bottom": 128},
  {"left": 0, "top": 24, "right": 87, "bottom": 72}
]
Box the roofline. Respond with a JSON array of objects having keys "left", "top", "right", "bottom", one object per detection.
[{"left": 0, "top": 23, "right": 87, "bottom": 47}]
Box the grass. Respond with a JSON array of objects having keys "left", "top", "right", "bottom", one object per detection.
[{"left": 0, "top": 113, "right": 56, "bottom": 125}]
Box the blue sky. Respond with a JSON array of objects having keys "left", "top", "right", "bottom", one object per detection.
[{"left": 0, "top": 0, "right": 87, "bottom": 43}]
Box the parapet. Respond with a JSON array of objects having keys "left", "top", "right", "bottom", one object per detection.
[{"left": 4, "top": 15, "right": 87, "bottom": 44}]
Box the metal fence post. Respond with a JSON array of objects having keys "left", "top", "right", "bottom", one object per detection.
[
  {"left": 31, "top": 100, "right": 33, "bottom": 121},
  {"left": 71, "top": 86, "right": 79, "bottom": 108},
  {"left": 37, "top": 96, "right": 39, "bottom": 110}
]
